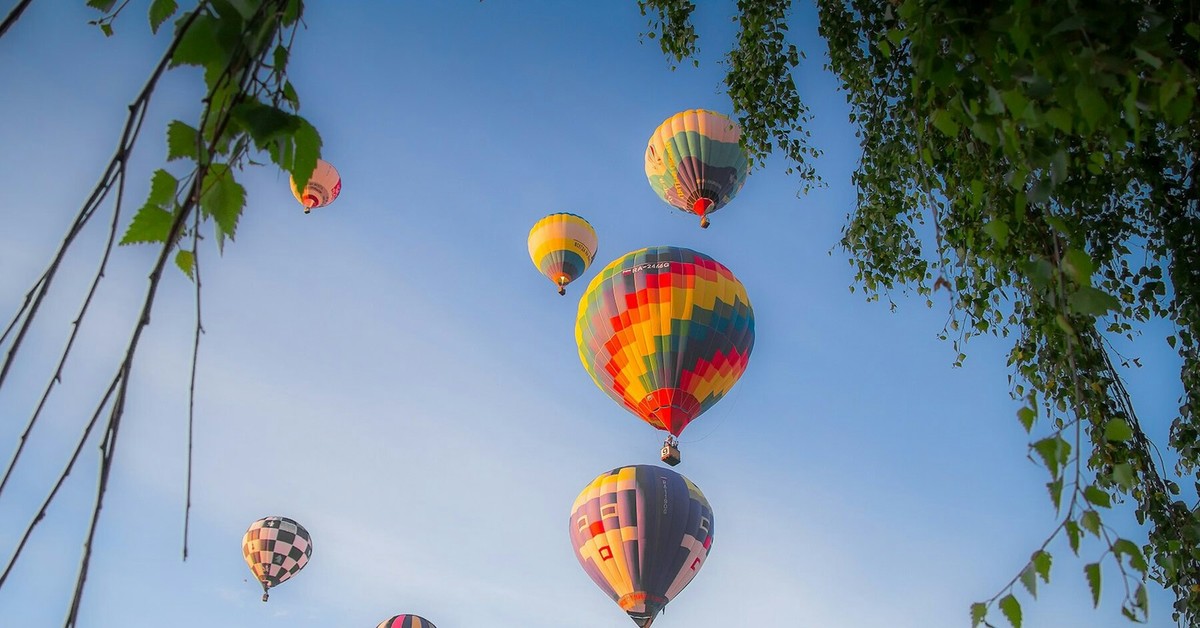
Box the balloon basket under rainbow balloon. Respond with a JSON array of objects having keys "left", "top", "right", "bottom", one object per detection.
[{"left": 660, "top": 436, "right": 681, "bottom": 466}]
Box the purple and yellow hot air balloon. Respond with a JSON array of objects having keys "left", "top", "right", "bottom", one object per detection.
[
  {"left": 644, "top": 109, "right": 749, "bottom": 228},
  {"left": 289, "top": 159, "right": 342, "bottom": 214},
  {"left": 569, "top": 465, "right": 715, "bottom": 627},
  {"left": 377, "top": 615, "right": 437, "bottom": 628},
  {"left": 528, "top": 213, "right": 598, "bottom": 295},
  {"left": 242, "top": 516, "right": 313, "bottom": 602},
  {"left": 575, "top": 246, "right": 754, "bottom": 465}
]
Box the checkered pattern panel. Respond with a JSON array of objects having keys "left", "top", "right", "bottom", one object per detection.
[{"left": 242, "top": 516, "right": 313, "bottom": 590}]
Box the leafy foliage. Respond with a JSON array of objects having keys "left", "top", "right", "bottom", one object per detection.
[
  {"left": 639, "top": 0, "right": 823, "bottom": 186},
  {"left": 814, "top": 0, "right": 1200, "bottom": 623},
  {"left": 117, "top": 0, "right": 321, "bottom": 271}
]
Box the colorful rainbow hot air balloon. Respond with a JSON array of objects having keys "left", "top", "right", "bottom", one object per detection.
[
  {"left": 575, "top": 246, "right": 754, "bottom": 464},
  {"left": 242, "top": 516, "right": 313, "bottom": 602},
  {"left": 528, "top": 213, "right": 598, "bottom": 295},
  {"left": 644, "top": 109, "right": 749, "bottom": 228},
  {"left": 289, "top": 159, "right": 341, "bottom": 214},
  {"left": 377, "top": 615, "right": 437, "bottom": 628},
  {"left": 569, "top": 465, "right": 715, "bottom": 627}
]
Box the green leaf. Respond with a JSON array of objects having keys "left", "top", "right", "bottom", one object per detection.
[
  {"left": 1085, "top": 563, "right": 1101, "bottom": 607},
  {"left": 87, "top": 0, "right": 118, "bottom": 10},
  {"left": 1069, "top": 286, "right": 1120, "bottom": 316},
  {"left": 1075, "top": 84, "right": 1106, "bottom": 130},
  {"left": 1111, "top": 462, "right": 1135, "bottom": 490},
  {"left": 1050, "top": 150, "right": 1068, "bottom": 186},
  {"left": 1032, "top": 550, "right": 1052, "bottom": 583},
  {"left": 1081, "top": 510, "right": 1101, "bottom": 537},
  {"left": 148, "top": 0, "right": 178, "bottom": 34},
  {"left": 175, "top": 249, "right": 195, "bottom": 279},
  {"left": 1062, "top": 249, "right": 1094, "bottom": 285},
  {"left": 1104, "top": 418, "right": 1134, "bottom": 442},
  {"left": 983, "top": 220, "right": 1010, "bottom": 247},
  {"left": 232, "top": 102, "right": 299, "bottom": 147},
  {"left": 100, "top": 23, "right": 114, "bottom": 37},
  {"left": 167, "top": 121, "right": 200, "bottom": 161},
  {"left": 1046, "top": 478, "right": 1063, "bottom": 510},
  {"left": 1044, "top": 107, "right": 1072, "bottom": 132},
  {"left": 1133, "top": 47, "right": 1162, "bottom": 69},
  {"left": 120, "top": 206, "right": 175, "bottom": 245},
  {"left": 282, "top": 81, "right": 299, "bottom": 108},
  {"left": 1000, "top": 89, "right": 1027, "bottom": 118},
  {"left": 1066, "top": 520, "right": 1082, "bottom": 553},
  {"left": 1032, "top": 436, "right": 1069, "bottom": 477},
  {"left": 282, "top": 0, "right": 302, "bottom": 25},
  {"left": 284, "top": 118, "right": 322, "bottom": 189},
  {"left": 1084, "top": 485, "right": 1111, "bottom": 508},
  {"left": 1019, "top": 563, "right": 1037, "bottom": 598},
  {"left": 1113, "top": 539, "right": 1148, "bottom": 573},
  {"left": 1017, "top": 406, "right": 1035, "bottom": 432},
  {"left": 170, "top": 14, "right": 223, "bottom": 68},
  {"left": 221, "top": 0, "right": 258, "bottom": 20},
  {"left": 971, "top": 602, "right": 988, "bottom": 627},
  {"left": 932, "top": 109, "right": 959, "bottom": 137},
  {"left": 199, "top": 164, "right": 246, "bottom": 247},
  {"left": 146, "top": 169, "right": 178, "bottom": 209},
  {"left": 273, "top": 44, "right": 289, "bottom": 69},
  {"left": 999, "top": 594, "right": 1021, "bottom": 628}
]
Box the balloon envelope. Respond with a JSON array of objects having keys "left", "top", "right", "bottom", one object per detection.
[
  {"left": 644, "top": 110, "right": 749, "bottom": 227},
  {"left": 569, "top": 465, "right": 715, "bottom": 627},
  {"left": 377, "top": 615, "right": 437, "bottom": 628},
  {"left": 289, "top": 159, "right": 342, "bottom": 211},
  {"left": 528, "top": 213, "right": 598, "bottom": 295},
  {"left": 242, "top": 516, "right": 313, "bottom": 600},
  {"left": 575, "top": 246, "right": 755, "bottom": 437}
]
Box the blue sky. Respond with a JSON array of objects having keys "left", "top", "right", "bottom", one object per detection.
[{"left": 0, "top": 2, "right": 1185, "bottom": 627}]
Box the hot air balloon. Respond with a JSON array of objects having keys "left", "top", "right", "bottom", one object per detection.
[
  {"left": 575, "top": 246, "right": 754, "bottom": 465},
  {"left": 644, "top": 110, "right": 749, "bottom": 228},
  {"left": 289, "top": 159, "right": 341, "bottom": 213},
  {"left": 377, "top": 615, "right": 437, "bottom": 628},
  {"left": 569, "top": 465, "right": 715, "bottom": 627},
  {"left": 528, "top": 213, "right": 598, "bottom": 295},
  {"left": 242, "top": 516, "right": 313, "bottom": 601}
]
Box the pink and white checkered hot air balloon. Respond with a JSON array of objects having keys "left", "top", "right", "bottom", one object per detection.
[
  {"left": 289, "top": 159, "right": 341, "bottom": 214},
  {"left": 242, "top": 516, "right": 312, "bottom": 602}
]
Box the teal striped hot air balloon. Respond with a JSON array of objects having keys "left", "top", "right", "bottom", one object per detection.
[{"left": 644, "top": 110, "right": 749, "bottom": 228}]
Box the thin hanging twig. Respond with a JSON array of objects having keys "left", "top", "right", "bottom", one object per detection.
[
  {"left": 183, "top": 198, "right": 204, "bottom": 561},
  {"left": 0, "top": 0, "right": 34, "bottom": 40}
]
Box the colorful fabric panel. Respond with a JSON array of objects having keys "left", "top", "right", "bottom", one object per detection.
[
  {"left": 568, "top": 465, "right": 715, "bottom": 627},
  {"left": 289, "top": 159, "right": 342, "bottom": 209},
  {"left": 575, "top": 246, "right": 755, "bottom": 436},
  {"left": 241, "top": 516, "right": 313, "bottom": 593},
  {"left": 377, "top": 615, "right": 437, "bottom": 628},
  {"left": 528, "top": 213, "right": 598, "bottom": 293},
  {"left": 644, "top": 110, "right": 749, "bottom": 223}
]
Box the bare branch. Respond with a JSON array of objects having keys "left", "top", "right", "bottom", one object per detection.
[{"left": 0, "top": 0, "right": 34, "bottom": 40}]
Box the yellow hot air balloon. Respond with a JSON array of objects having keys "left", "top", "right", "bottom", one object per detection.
[
  {"left": 289, "top": 159, "right": 341, "bottom": 214},
  {"left": 527, "top": 213, "right": 598, "bottom": 296}
]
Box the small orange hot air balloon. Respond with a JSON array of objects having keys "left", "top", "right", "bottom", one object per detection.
[{"left": 289, "top": 159, "right": 341, "bottom": 214}]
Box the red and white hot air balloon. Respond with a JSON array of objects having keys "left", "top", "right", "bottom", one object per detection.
[{"left": 289, "top": 159, "right": 341, "bottom": 214}]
